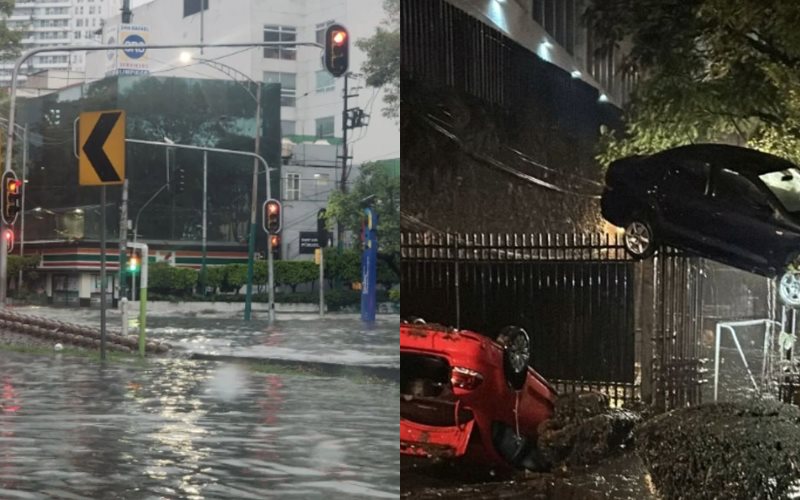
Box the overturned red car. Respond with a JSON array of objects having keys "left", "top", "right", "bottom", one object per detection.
[{"left": 400, "top": 319, "right": 557, "bottom": 469}]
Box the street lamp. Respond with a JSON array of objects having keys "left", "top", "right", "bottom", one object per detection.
[{"left": 179, "top": 51, "right": 273, "bottom": 322}]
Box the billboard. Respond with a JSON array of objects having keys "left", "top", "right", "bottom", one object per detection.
[{"left": 106, "top": 24, "right": 150, "bottom": 76}]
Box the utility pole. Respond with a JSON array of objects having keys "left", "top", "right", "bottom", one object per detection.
[
  {"left": 337, "top": 73, "right": 369, "bottom": 249},
  {"left": 121, "top": 0, "right": 132, "bottom": 23},
  {"left": 337, "top": 73, "right": 350, "bottom": 249}
]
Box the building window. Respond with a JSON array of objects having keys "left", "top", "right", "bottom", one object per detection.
[
  {"left": 315, "top": 70, "right": 335, "bottom": 93},
  {"left": 263, "top": 25, "right": 296, "bottom": 60},
  {"left": 263, "top": 71, "right": 296, "bottom": 107},
  {"left": 315, "top": 116, "right": 335, "bottom": 138},
  {"left": 281, "top": 120, "right": 296, "bottom": 135},
  {"left": 315, "top": 20, "right": 335, "bottom": 45},
  {"left": 315, "top": 173, "right": 330, "bottom": 196},
  {"left": 285, "top": 173, "right": 301, "bottom": 201},
  {"left": 183, "top": 0, "right": 209, "bottom": 17}
]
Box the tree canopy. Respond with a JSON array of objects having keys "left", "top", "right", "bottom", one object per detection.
[
  {"left": 589, "top": 0, "right": 800, "bottom": 165},
  {"left": 325, "top": 161, "right": 399, "bottom": 254},
  {"left": 356, "top": 0, "right": 400, "bottom": 120}
]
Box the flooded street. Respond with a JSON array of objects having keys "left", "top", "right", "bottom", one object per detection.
[{"left": 0, "top": 308, "right": 399, "bottom": 498}]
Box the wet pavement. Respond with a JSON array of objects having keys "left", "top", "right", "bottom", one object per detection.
[{"left": 0, "top": 307, "right": 399, "bottom": 498}]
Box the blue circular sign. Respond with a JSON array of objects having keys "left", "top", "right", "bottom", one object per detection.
[{"left": 122, "top": 34, "right": 146, "bottom": 59}]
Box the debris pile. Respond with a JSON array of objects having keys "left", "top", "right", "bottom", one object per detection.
[
  {"left": 637, "top": 400, "right": 800, "bottom": 499},
  {"left": 0, "top": 310, "right": 169, "bottom": 354},
  {"left": 537, "top": 392, "right": 641, "bottom": 467}
]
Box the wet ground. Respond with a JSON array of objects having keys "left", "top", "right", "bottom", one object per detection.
[
  {"left": 401, "top": 453, "right": 655, "bottom": 499},
  {"left": 0, "top": 307, "right": 399, "bottom": 498}
]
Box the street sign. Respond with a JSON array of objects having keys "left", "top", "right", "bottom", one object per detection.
[
  {"left": 299, "top": 231, "right": 320, "bottom": 254},
  {"left": 78, "top": 110, "right": 126, "bottom": 186}
]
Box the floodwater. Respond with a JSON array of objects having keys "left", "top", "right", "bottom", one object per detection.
[
  {"left": 0, "top": 307, "right": 399, "bottom": 499},
  {"left": 17, "top": 306, "right": 399, "bottom": 369}
]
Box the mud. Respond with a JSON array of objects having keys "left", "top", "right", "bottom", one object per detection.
[{"left": 637, "top": 399, "right": 800, "bottom": 499}]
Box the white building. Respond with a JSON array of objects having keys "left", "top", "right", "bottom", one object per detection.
[
  {"left": 82, "top": 0, "right": 399, "bottom": 167},
  {"left": 1, "top": 0, "right": 122, "bottom": 84}
]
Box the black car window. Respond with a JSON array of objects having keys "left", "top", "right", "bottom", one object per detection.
[
  {"left": 713, "top": 169, "right": 771, "bottom": 212},
  {"left": 662, "top": 160, "right": 710, "bottom": 194},
  {"left": 759, "top": 168, "right": 800, "bottom": 212}
]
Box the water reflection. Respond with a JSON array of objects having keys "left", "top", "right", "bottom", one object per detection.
[{"left": 0, "top": 352, "right": 398, "bottom": 498}]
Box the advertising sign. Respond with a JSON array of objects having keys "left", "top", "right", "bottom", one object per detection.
[{"left": 106, "top": 24, "right": 150, "bottom": 76}]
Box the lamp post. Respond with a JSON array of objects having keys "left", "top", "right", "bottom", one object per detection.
[{"left": 179, "top": 52, "right": 272, "bottom": 322}]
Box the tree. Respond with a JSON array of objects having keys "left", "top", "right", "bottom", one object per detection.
[
  {"left": 274, "top": 261, "right": 318, "bottom": 293},
  {"left": 356, "top": 0, "right": 400, "bottom": 120},
  {"left": 588, "top": 0, "right": 800, "bottom": 166},
  {"left": 0, "top": 0, "right": 21, "bottom": 61},
  {"left": 326, "top": 161, "right": 399, "bottom": 255}
]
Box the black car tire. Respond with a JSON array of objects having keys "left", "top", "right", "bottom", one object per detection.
[
  {"left": 778, "top": 271, "right": 800, "bottom": 308},
  {"left": 498, "top": 326, "right": 530, "bottom": 391},
  {"left": 623, "top": 218, "right": 656, "bottom": 259}
]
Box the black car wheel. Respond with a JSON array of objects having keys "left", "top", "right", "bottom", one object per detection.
[
  {"left": 623, "top": 219, "right": 656, "bottom": 259},
  {"left": 779, "top": 271, "right": 800, "bottom": 308},
  {"left": 498, "top": 326, "right": 530, "bottom": 391}
]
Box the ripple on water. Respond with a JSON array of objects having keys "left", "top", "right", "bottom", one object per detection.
[{"left": 0, "top": 346, "right": 398, "bottom": 498}]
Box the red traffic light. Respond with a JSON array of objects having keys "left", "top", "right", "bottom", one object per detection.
[
  {"left": 270, "top": 234, "right": 280, "bottom": 247},
  {"left": 1, "top": 172, "right": 21, "bottom": 226},
  {"left": 332, "top": 30, "right": 346, "bottom": 45},
  {"left": 324, "top": 24, "right": 349, "bottom": 77},
  {"left": 263, "top": 199, "right": 282, "bottom": 234},
  {"left": 3, "top": 228, "right": 13, "bottom": 252}
]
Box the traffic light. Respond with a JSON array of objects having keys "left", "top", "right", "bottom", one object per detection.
[
  {"left": 128, "top": 252, "right": 140, "bottom": 274},
  {"left": 324, "top": 24, "right": 349, "bottom": 77},
  {"left": 263, "top": 198, "right": 281, "bottom": 234},
  {"left": 2, "top": 172, "right": 21, "bottom": 226},
  {"left": 270, "top": 234, "right": 281, "bottom": 259},
  {"left": 174, "top": 167, "right": 186, "bottom": 194},
  {"left": 317, "top": 208, "right": 330, "bottom": 248},
  {"left": 2, "top": 228, "right": 13, "bottom": 253}
]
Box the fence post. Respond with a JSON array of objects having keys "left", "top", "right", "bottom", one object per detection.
[{"left": 454, "top": 233, "right": 460, "bottom": 329}]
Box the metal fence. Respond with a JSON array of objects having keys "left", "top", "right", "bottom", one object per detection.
[
  {"left": 402, "top": 231, "right": 638, "bottom": 405},
  {"left": 402, "top": 232, "right": 706, "bottom": 409},
  {"left": 650, "top": 251, "right": 704, "bottom": 410}
]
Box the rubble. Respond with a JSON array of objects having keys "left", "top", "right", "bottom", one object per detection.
[
  {"left": 636, "top": 399, "right": 800, "bottom": 499},
  {"left": 537, "top": 392, "right": 641, "bottom": 467}
]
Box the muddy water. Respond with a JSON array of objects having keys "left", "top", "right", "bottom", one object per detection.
[{"left": 0, "top": 309, "right": 399, "bottom": 498}]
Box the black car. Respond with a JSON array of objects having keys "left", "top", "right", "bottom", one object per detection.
[{"left": 601, "top": 144, "right": 800, "bottom": 305}]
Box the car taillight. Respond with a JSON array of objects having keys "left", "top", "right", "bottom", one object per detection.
[{"left": 451, "top": 366, "right": 483, "bottom": 390}]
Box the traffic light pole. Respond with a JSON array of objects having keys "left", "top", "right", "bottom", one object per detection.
[
  {"left": 201, "top": 151, "right": 207, "bottom": 296},
  {"left": 125, "top": 138, "right": 274, "bottom": 323},
  {"left": 244, "top": 83, "right": 263, "bottom": 321},
  {"left": 118, "top": 179, "right": 129, "bottom": 338}
]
